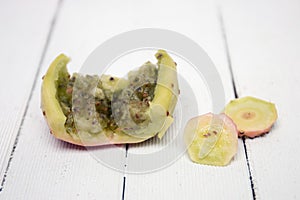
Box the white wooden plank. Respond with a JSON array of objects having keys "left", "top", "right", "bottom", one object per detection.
[
  {"left": 221, "top": 0, "right": 300, "bottom": 199},
  {"left": 0, "top": 0, "right": 59, "bottom": 184},
  {"left": 0, "top": 0, "right": 137, "bottom": 198},
  {"left": 123, "top": 0, "right": 253, "bottom": 199}
]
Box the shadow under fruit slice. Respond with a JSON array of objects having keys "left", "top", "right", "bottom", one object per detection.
[
  {"left": 224, "top": 96, "right": 278, "bottom": 138},
  {"left": 41, "top": 50, "right": 179, "bottom": 146},
  {"left": 184, "top": 113, "right": 238, "bottom": 166}
]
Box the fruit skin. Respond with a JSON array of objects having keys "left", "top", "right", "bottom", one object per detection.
[
  {"left": 224, "top": 96, "right": 278, "bottom": 138},
  {"left": 41, "top": 51, "right": 179, "bottom": 146},
  {"left": 152, "top": 50, "right": 179, "bottom": 139},
  {"left": 184, "top": 113, "right": 238, "bottom": 166}
]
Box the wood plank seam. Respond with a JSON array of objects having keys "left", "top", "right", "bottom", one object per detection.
[
  {"left": 122, "top": 144, "right": 129, "bottom": 200},
  {"left": 0, "top": 0, "right": 64, "bottom": 192},
  {"left": 217, "top": 7, "right": 238, "bottom": 100},
  {"left": 122, "top": 176, "right": 126, "bottom": 200},
  {"left": 217, "top": 7, "right": 257, "bottom": 200}
]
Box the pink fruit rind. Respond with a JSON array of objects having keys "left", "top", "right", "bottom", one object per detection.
[{"left": 239, "top": 126, "right": 273, "bottom": 138}]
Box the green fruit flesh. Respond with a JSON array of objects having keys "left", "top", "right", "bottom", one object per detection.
[
  {"left": 58, "top": 63, "right": 158, "bottom": 138},
  {"left": 112, "top": 62, "right": 160, "bottom": 138}
]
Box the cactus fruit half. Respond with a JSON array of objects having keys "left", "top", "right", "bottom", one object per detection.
[
  {"left": 41, "top": 50, "right": 179, "bottom": 146},
  {"left": 224, "top": 96, "right": 277, "bottom": 138},
  {"left": 184, "top": 113, "right": 238, "bottom": 166}
]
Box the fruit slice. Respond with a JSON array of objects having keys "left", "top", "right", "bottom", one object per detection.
[
  {"left": 224, "top": 96, "right": 277, "bottom": 138},
  {"left": 41, "top": 50, "right": 179, "bottom": 146},
  {"left": 184, "top": 113, "right": 238, "bottom": 166}
]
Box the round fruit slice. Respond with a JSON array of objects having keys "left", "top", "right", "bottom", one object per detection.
[
  {"left": 224, "top": 96, "right": 277, "bottom": 138},
  {"left": 184, "top": 113, "right": 238, "bottom": 166},
  {"left": 41, "top": 50, "right": 179, "bottom": 146}
]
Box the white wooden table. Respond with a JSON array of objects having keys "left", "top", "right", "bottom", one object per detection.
[{"left": 1, "top": 0, "right": 299, "bottom": 199}]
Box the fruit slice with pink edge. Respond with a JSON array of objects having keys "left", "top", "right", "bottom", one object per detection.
[
  {"left": 224, "top": 96, "right": 278, "bottom": 138},
  {"left": 184, "top": 113, "right": 238, "bottom": 166}
]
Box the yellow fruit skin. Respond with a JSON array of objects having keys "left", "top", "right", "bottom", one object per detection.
[
  {"left": 41, "top": 54, "right": 75, "bottom": 144},
  {"left": 184, "top": 113, "right": 238, "bottom": 166},
  {"left": 41, "top": 50, "right": 179, "bottom": 146},
  {"left": 224, "top": 96, "right": 278, "bottom": 138},
  {"left": 152, "top": 50, "right": 179, "bottom": 139},
  {"left": 153, "top": 50, "right": 178, "bottom": 114}
]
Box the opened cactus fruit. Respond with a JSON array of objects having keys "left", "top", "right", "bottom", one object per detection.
[
  {"left": 224, "top": 96, "right": 277, "bottom": 138},
  {"left": 184, "top": 113, "right": 238, "bottom": 166},
  {"left": 41, "top": 50, "right": 179, "bottom": 146}
]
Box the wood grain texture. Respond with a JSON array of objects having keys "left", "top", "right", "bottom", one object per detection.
[
  {"left": 123, "top": 0, "right": 253, "bottom": 199},
  {"left": 0, "top": 0, "right": 133, "bottom": 198},
  {"left": 0, "top": 0, "right": 59, "bottom": 184},
  {"left": 221, "top": 0, "right": 300, "bottom": 199},
  {"left": 3, "top": 0, "right": 293, "bottom": 199}
]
